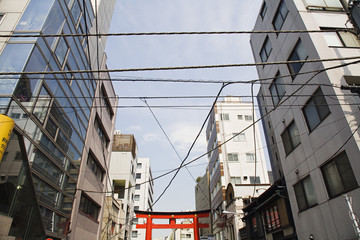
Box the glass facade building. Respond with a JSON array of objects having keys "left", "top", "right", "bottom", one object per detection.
[{"left": 0, "top": 0, "right": 117, "bottom": 239}]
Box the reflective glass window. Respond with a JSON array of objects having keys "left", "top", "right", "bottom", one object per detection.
[
  {"left": 55, "top": 37, "right": 69, "bottom": 66},
  {"left": 42, "top": 0, "right": 65, "bottom": 48},
  {"left": 71, "top": 0, "right": 81, "bottom": 24},
  {"left": 16, "top": 0, "right": 55, "bottom": 31},
  {"left": 33, "top": 86, "right": 52, "bottom": 123}
]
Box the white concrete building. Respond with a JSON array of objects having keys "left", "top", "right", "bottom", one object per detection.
[
  {"left": 131, "top": 157, "right": 154, "bottom": 240},
  {"left": 195, "top": 172, "right": 212, "bottom": 238},
  {"left": 205, "top": 97, "right": 270, "bottom": 240},
  {"left": 110, "top": 131, "right": 138, "bottom": 240},
  {"left": 252, "top": 0, "right": 360, "bottom": 239}
]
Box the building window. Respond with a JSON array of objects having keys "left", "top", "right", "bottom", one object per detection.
[
  {"left": 233, "top": 133, "right": 246, "bottom": 141},
  {"left": 250, "top": 176, "right": 261, "bottom": 184},
  {"left": 87, "top": 152, "right": 104, "bottom": 181},
  {"left": 322, "top": 151, "right": 358, "bottom": 198},
  {"left": 230, "top": 177, "right": 242, "bottom": 185},
  {"left": 246, "top": 153, "right": 256, "bottom": 163},
  {"left": 100, "top": 86, "right": 114, "bottom": 119},
  {"left": 260, "top": 2, "right": 268, "bottom": 19},
  {"left": 281, "top": 121, "right": 301, "bottom": 155},
  {"left": 79, "top": 193, "right": 100, "bottom": 220},
  {"left": 134, "top": 195, "right": 140, "bottom": 201},
  {"left": 0, "top": 14, "right": 4, "bottom": 22},
  {"left": 302, "top": 87, "right": 330, "bottom": 132},
  {"left": 270, "top": 73, "right": 286, "bottom": 106},
  {"left": 245, "top": 115, "right": 253, "bottom": 121},
  {"left": 135, "top": 184, "right": 141, "bottom": 190},
  {"left": 288, "top": 39, "right": 308, "bottom": 79},
  {"left": 237, "top": 115, "right": 243, "bottom": 120},
  {"left": 132, "top": 231, "right": 138, "bottom": 238},
  {"left": 228, "top": 153, "right": 238, "bottom": 162},
  {"left": 132, "top": 218, "right": 138, "bottom": 225},
  {"left": 303, "top": 0, "right": 343, "bottom": 9},
  {"left": 137, "top": 163, "right": 142, "bottom": 169},
  {"left": 322, "top": 30, "right": 360, "bottom": 48},
  {"left": 55, "top": 36, "right": 69, "bottom": 66},
  {"left": 263, "top": 205, "right": 281, "bottom": 232},
  {"left": 136, "top": 173, "right": 141, "bottom": 179},
  {"left": 134, "top": 206, "right": 139, "bottom": 210},
  {"left": 260, "top": 36, "right": 272, "bottom": 62},
  {"left": 221, "top": 113, "right": 229, "bottom": 120},
  {"left": 94, "top": 116, "right": 109, "bottom": 148},
  {"left": 294, "top": 176, "right": 317, "bottom": 211},
  {"left": 273, "top": 0, "right": 288, "bottom": 31}
]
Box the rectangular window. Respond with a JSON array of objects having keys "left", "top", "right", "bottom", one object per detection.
[
  {"left": 270, "top": 73, "right": 286, "bottom": 106},
  {"left": 288, "top": 39, "right": 308, "bottom": 79},
  {"left": 132, "top": 231, "right": 138, "bottom": 238},
  {"left": 281, "top": 121, "right": 301, "bottom": 155},
  {"left": 134, "top": 206, "right": 139, "bottom": 210},
  {"left": 87, "top": 152, "right": 104, "bottom": 181},
  {"left": 94, "top": 116, "right": 109, "bottom": 148},
  {"left": 237, "top": 115, "right": 243, "bottom": 120},
  {"left": 322, "top": 151, "right": 358, "bottom": 198},
  {"left": 260, "top": 2, "right": 268, "bottom": 19},
  {"left": 294, "top": 176, "right": 317, "bottom": 211},
  {"left": 100, "top": 86, "right": 114, "bottom": 119},
  {"left": 136, "top": 173, "right": 141, "bottom": 179},
  {"left": 250, "top": 176, "right": 261, "bottom": 184},
  {"left": 233, "top": 133, "right": 246, "bottom": 141},
  {"left": 230, "top": 177, "right": 242, "bottom": 185},
  {"left": 245, "top": 115, "right": 253, "bottom": 121},
  {"left": 273, "top": 0, "right": 288, "bottom": 31},
  {"left": 263, "top": 205, "right": 281, "bottom": 232},
  {"left": 323, "top": 30, "right": 360, "bottom": 48},
  {"left": 137, "top": 163, "right": 142, "bottom": 169},
  {"left": 228, "top": 153, "right": 238, "bottom": 162},
  {"left": 135, "top": 184, "right": 141, "bottom": 190},
  {"left": 134, "top": 195, "right": 140, "bottom": 201},
  {"left": 303, "top": 0, "right": 343, "bottom": 9},
  {"left": 260, "top": 36, "right": 272, "bottom": 62},
  {"left": 221, "top": 113, "right": 229, "bottom": 120},
  {"left": 302, "top": 87, "right": 330, "bottom": 132},
  {"left": 79, "top": 193, "right": 100, "bottom": 220},
  {"left": 246, "top": 153, "right": 256, "bottom": 163}
]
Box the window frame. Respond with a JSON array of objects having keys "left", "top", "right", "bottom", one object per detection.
[
  {"left": 136, "top": 173, "right": 141, "bottom": 179},
  {"left": 272, "top": 0, "right": 289, "bottom": 31},
  {"left": 302, "top": 87, "right": 330, "bottom": 132},
  {"left": 287, "top": 39, "right": 308, "bottom": 79},
  {"left": 260, "top": 36, "right": 272, "bottom": 62},
  {"left": 87, "top": 151, "right": 105, "bottom": 182},
  {"left": 269, "top": 72, "right": 286, "bottom": 106},
  {"left": 321, "top": 151, "right": 358, "bottom": 198},
  {"left": 79, "top": 193, "right": 100, "bottom": 221},
  {"left": 281, "top": 121, "right": 301, "bottom": 156},
  {"left": 294, "top": 176, "right": 317, "bottom": 212},
  {"left": 228, "top": 153, "right": 239, "bottom": 162},
  {"left": 260, "top": 2, "right": 268, "bottom": 19}
]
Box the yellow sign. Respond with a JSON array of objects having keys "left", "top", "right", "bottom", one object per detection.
[{"left": 0, "top": 114, "right": 15, "bottom": 162}]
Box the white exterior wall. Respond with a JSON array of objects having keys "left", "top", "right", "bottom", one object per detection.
[
  {"left": 132, "top": 157, "right": 154, "bottom": 240},
  {"left": 252, "top": 0, "right": 360, "bottom": 239},
  {"left": 110, "top": 150, "right": 137, "bottom": 240}
]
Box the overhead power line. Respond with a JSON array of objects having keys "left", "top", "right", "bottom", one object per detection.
[
  {"left": 1, "top": 28, "right": 352, "bottom": 38},
  {"left": 0, "top": 56, "right": 359, "bottom": 75}
]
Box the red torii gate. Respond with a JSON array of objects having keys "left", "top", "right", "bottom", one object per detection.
[{"left": 135, "top": 210, "right": 210, "bottom": 240}]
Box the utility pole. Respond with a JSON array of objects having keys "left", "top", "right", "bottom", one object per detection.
[{"left": 344, "top": 195, "right": 360, "bottom": 239}]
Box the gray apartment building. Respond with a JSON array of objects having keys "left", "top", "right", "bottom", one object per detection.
[
  {"left": 0, "top": 0, "right": 117, "bottom": 239},
  {"left": 252, "top": 0, "right": 360, "bottom": 239}
]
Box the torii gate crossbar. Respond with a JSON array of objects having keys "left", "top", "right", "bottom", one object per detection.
[{"left": 135, "top": 210, "right": 210, "bottom": 240}]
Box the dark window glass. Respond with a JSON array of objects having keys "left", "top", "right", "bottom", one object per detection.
[
  {"left": 260, "top": 2, "right": 268, "bottom": 19},
  {"left": 273, "top": 0, "right": 288, "bottom": 31},
  {"left": 270, "top": 73, "right": 286, "bottom": 106},
  {"left": 288, "top": 39, "right": 308, "bottom": 78},
  {"left": 79, "top": 194, "right": 100, "bottom": 220},
  {"left": 303, "top": 87, "right": 330, "bottom": 132},
  {"left": 101, "top": 85, "right": 114, "bottom": 119},
  {"left": 87, "top": 152, "right": 104, "bottom": 181},
  {"left": 281, "top": 121, "right": 300, "bottom": 155},
  {"left": 322, "top": 151, "right": 358, "bottom": 198},
  {"left": 55, "top": 37, "right": 69, "bottom": 66},
  {"left": 294, "top": 176, "right": 317, "bottom": 211},
  {"left": 136, "top": 173, "right": 141, "bottom": 179},
  {"left": 250, "top": 176, "right": 261, "bottom": 184},
  {"left": 94, "top": 116, "right": 109, "bottom": 148},
  {"left": 260, "top": 36, "right": 272, "bottom": 62},
  {"left": 33, "top": 86, "right": 52, "bottom": 123}
]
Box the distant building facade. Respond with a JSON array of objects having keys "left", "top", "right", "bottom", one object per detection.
[
  {"left": 195, "top": 172, "right": 212, "bottom": 237},
  {"left": 132, "top": 157, "right": 154, "bottom": 240},
  {"left": 252, "top": 0, "right": 360, "bottom": 239},
  {"left": 0, "top": 0, "right": 117, "bottom": 239},
  {"left": 205, "top": 97, "right": 270, "bottom": 240},
  {"left": 110, "top": 132, "right": 138, "bottom": 240}
]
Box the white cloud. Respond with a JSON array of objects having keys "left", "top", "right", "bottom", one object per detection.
[{"left": 142, "top": 133, "right": 162, "bottom": 144}]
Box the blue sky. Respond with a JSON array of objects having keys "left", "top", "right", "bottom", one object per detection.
[{"left": 105, "top": 0, "right": 264, "bottom": 237}]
